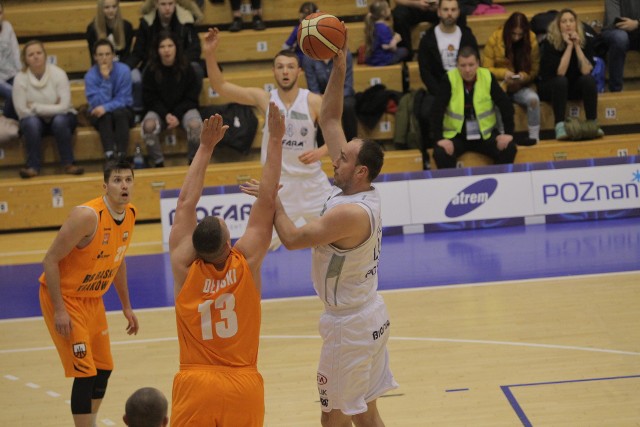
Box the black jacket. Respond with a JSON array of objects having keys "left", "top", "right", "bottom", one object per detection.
[
  {"left": 417, "top": 25, "right": 479, "bottom": 96},
  {"left": 126, "top": 6, "right": 201, "bottom": 70}
]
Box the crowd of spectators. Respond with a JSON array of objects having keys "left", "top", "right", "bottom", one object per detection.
[{"left": 0, "top": 0, "right": 637, "bottom": 177}]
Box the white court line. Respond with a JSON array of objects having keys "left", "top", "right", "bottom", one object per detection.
[
  {"left": 25, "top": 382, "right": 40, "bottom": 389},
  {"left": 0, "top": 241, "right": 163, "bottom": 258},
  {"left": 3, "top": 270, "right": 638, "bottom": 324},
  {"left": 2, "top": 334, "right": 639, "bottom": 357},
  {"left": 46, "top": 390, "right": 61, "bottom": 398},
  {"left": 101, "top": 419, "right": 116, "bottom": 426}
]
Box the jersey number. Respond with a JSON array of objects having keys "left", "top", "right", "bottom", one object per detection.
[
  {"left": 114, "top": 245, "right": 127, "bottom": 262},
  {"left": 198, "top": 294, "right": 238, "bottom": 340}
]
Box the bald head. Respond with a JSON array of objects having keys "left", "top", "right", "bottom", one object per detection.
[{"left": 123, "top": 387, "right": 168, "bottom": 427}]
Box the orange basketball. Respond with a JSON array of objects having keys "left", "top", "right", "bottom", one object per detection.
[{"left": 297, "top": 12, "right": 346, "bottom": 61}]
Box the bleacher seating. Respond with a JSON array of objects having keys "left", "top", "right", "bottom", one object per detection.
[{"left": 2, "top": 0, "right": 640, "bottom": 229}]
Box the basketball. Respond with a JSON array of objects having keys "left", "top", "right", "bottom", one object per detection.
[{"left": 297, "top": 12, "right": 346, "bottom": 61}]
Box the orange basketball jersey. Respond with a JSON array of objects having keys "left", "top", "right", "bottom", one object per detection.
[
  {"left": 39, "top": 197, "right": 137, "bottom": 298},
  {"left": 175, "top": 248, "right": 261, "bottom": 367}
]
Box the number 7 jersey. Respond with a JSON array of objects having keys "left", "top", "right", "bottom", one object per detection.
[{"left": 175, "top": 248, "right": 261, "bottom": 367}]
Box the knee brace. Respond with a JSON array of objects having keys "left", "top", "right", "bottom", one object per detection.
[
  {"left": 71, "top": 376, "right": 96, "bottom": 414},
  {"left": 92, "top": 369, "right": 112, "bottom": 400}
]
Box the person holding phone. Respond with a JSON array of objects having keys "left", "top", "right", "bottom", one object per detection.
[
  {"left": 483, "top": 12, "right": 541, "bottom": 145},
  {"left": 602, "top": 0, "right": 640, "bottom": 92}
]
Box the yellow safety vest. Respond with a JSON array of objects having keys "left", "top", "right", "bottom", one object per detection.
[{"left": 443, "top": 67, "right": 496, "bottom": 140}]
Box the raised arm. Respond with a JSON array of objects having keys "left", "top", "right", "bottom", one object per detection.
[
  {"left": 235, "top": 102, "right": 284, "bottom": 271},
  {"left": 203, "top": 28, "right": 269, "bottom": 112},
  {"left": 169, "top": 115, "right": 229, "bottom": 289},
  {"left": 318, "top": 26, "right": 349, "bottom": 163}
]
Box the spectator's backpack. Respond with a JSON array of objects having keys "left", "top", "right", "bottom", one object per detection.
[{"left": 200, "top": 103, "right": 258, "bottom": 154}]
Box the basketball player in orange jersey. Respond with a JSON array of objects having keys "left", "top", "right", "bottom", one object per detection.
[
  {"left": 203, "top": 27, "right": 332, "bottom": 250},
  {"left": 39, "top": 160, "right": 139, "bottom": 427},
  {"left": 168, "top": 106, "right": 284, "bottom": 426}
]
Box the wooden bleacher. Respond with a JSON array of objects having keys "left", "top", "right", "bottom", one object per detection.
[
  {"left": 3, "top": 0, "right": 640, "bottom": 230},
  {"left": 0, "top": 149, "right": 424, "bottom": 230}
]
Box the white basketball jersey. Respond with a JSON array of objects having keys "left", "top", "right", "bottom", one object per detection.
[
  {"left": 261, "top": 88, "right": 322, "bottom": 178},
  {"left": 311, "top": 187, "right": 382, "bottom": 309}
]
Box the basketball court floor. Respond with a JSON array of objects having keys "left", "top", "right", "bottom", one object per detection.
[{"left": 1, "top": 217, "right": 639, "bottom": 426}]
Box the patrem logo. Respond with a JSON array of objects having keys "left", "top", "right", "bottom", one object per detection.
[{"left": 445, "top": 178, "right": 498, "bottom": 218}]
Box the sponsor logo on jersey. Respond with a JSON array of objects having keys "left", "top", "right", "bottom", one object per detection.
[
  {"left": 73, "top": 342, "right": 87, "bottom": 358},
  {"left": 372, "top": 319, "right": 390, "bottom": 341},
  {"left": 300, "top": 126, "right": 308, "bottom": 137},
  {"left": 123, "top": 231, "right": 129, "bottom": 242},
  {"left": 445, "top": 178, "right": 498, "bottom": 218},
  {"left": 96, "top": 251, "right": 111, "bottom": 259},
  {"left": 102, "top": 233, "right": 110, "bottom": 245},
  {"left": 317, "top": 373, "right": 328, "bottom": 385},
  {"left": 286, "top": 123, "right": 295, "bottom": 137}
]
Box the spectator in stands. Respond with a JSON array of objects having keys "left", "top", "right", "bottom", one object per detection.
[
  {"left": 416, "top": 0, "right": 478, "bottom": 168},
  {"left": 12, "top": 41, "right": 83, "bottom": 178},
  {"left": 430, "top": 46, "right": 517, "bottom": 169},
  {"left": 204, "top": 27, "right": 331, "bottom": 250},
  {"left": 85, "top": 39, "right": 134, "bottom": 161},
  {"left": 538, "top": 9, "right": 602, "bottom": 140},
  {"left": 0, "top": 1, "right": 21, "bottom": 120},
  {"left": 123, "top": 387, "right": 169, "bottom": 427},
  {"left": 483, "top": 12, "right": 540, "bottom": 146},
  {"left": 229, "top": 0, "right": 266, "bottom": 32},
  {"left": 283, "top": 1, "right": 318, "bottom": 65},
  {"left": 126, "top": 0, "right": 203, "bottom": 112},
  {"left": 602, "top": 0, "right": 640, "bottom": 92},
  {"left": 364, "top": 0, "right": 410, "bottom": 66},
  {"left": 142, "top": 30, "right": 202, "bottom": 167},
  {"left": 391, "top": 0, "right": 468, "bottom": 58},
  {"left": 303, "top": 50, "right": 358, "bottom": 143},
  {"left": 86, "top": 0, "right": 134, "bottom": 66}
]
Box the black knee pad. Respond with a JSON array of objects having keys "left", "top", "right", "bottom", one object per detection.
[
  {"left": 92, "top": 369, "right": 112, "bottom": 400},
  {"left": 71, "top": 376, "right": 96, "bottom": 414}
]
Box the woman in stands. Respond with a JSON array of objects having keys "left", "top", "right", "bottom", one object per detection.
[
  {"left": 0, "top": 0, "right": 21, "bottom": 120},
  {"left": 12, "top": 41, "right": 83, "bottom": 178},
  {"left": 537, "top": 8, "right": 602, "bottom": 140},
  {"left": 86, "top": 0, "right": 134, "bottom": 65},
  {"left": 141, "top": 30, "right": 202, "bottom": 167},
  {"left": 484, "top": 12, "right": 540, "bottom": 146}
]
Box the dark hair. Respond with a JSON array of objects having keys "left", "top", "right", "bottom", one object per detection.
[
  {"left": 92, "top": 38, "right": 115, "bottom": 55},
  {"left": 438, "top": 0, "right": 459, "bottom": 8},
  {"left": 274, "top": 49, "right": 300, "bottom": 66},
  {"left": 192, "top": 216, "right": 226, "bottom": 258},
  {"left": 356, "top": 139, "right": 384, "bottom": 182},
  {"left": 457, "top": 45, "right": 480, "bottom": 62},
  {"left": 502, "top": 12, "right": 532, "bottom": 74},
  {"left": 299, "top": 1, "right": 318, "bottom": 16},
  {"left": 104, "top": 159, "right": 134, "bottom": 183},
  {"left": 149, "top": 30, "right": 188, "bottom": 82},
  {"left": 124, "top": 387, "right": 167, "bottom": 427}
]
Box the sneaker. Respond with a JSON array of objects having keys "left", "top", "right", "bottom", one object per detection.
[
  {"left": 555, "top": 121, "right": 567, "bottom": 140},
  {"left": 518, "top": 137, "right": 538, "bottom": 146},
  {"left": 19, "top": 167, "right": 39, "bottom": 179},
  {"left": 229, "top": 17, "right": 243, "bottom": 32},
  {"left": 252, "top": 15, "right": 266, "bottom": 31},
  {"left": 64, "top": 165, "right": 85, "bottom": 175},
  {"left": 597, "top": 127, "right": 605, "bottom": 137}
]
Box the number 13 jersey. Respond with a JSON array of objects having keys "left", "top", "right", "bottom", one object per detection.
[{"left": 175, "top": 248, "right": 260, "bottom": 368}]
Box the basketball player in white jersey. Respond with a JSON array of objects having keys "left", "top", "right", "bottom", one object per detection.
[
  {"left": 272, "top": 41, "right": 398, "bottom": 426},
  {"left": 203, "top": 27, "right": 332, "bottom": 249}
]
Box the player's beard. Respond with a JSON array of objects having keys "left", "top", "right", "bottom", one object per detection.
[{"left": 278, "top": 75, "right": 298, "bottom": 92}]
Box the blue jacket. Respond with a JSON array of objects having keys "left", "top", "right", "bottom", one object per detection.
[{"left": 84, "top": 61, "right": 133, "bottom": 112}]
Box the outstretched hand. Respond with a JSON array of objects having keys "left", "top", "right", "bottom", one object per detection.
[
  {"left": 267, "top": 101, "right": 286, "bottom": 141},
  {"left": 239, "top": 178, "right": 283, "bottom": 198},
  {"left": 203, "top": 28, "right": 221, "bottom": 55},
  {"left": 200, "top": 114, "right": 229, "bottom": 150}
]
